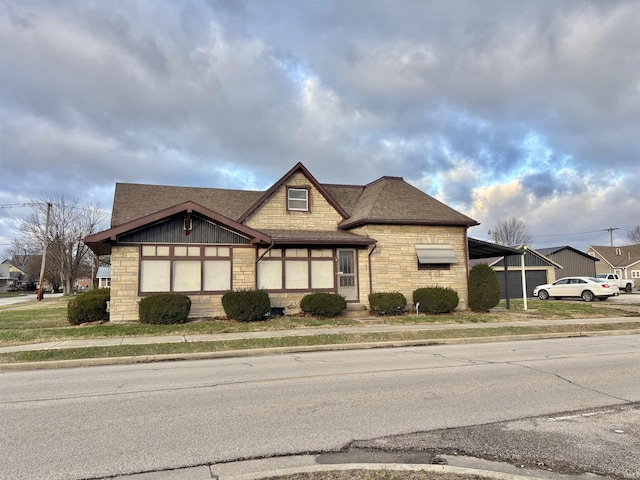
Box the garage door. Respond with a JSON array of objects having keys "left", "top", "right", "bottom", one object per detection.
[{"left": 497, "top": 270, "right": 548, "bottom": 298}]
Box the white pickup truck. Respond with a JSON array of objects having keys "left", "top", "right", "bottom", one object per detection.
[{"left": 596, "top": 274, "right": 635, "bottom": 292}]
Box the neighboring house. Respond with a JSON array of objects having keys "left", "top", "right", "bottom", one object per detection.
[
  {"left": 85, "top": 163, "right": 479, "bottom": 322},
  {"left": 470, "top": 247, "right": 562, "bottom": 298},
  {"left": 96, "top": 266, "right": 111, "bottom": 288},
  {"left": 0, "top": 260, "right": 30, "bottom": 291},
  {"left": 74, "top": 277, "right": 91, "bottom": 291},
  {"left": 586, "top": 244, "right": 640, "bottom": 280},
  {"left": 0, "top": 263, "right": 17, "bottom": 291},
  {"left": 537, "top": 246, "right": 599, "bottom": 278}
]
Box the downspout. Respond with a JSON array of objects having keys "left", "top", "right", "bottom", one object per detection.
[{"left": 368, "top": 241, "right": 378, "bottom": 296}]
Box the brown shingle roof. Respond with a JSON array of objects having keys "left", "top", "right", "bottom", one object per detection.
[
  {"left": 111, "top": 183, "right": 262, "bottom": 227},
  {"left": 109, "top": 165, "right": 478, "bottom": 230},
  {"left": 339, "top": 177, "right": 478, "bottom": 228},
  {"left": 587, "top": 245, "right": 640, "bottom": 268}
]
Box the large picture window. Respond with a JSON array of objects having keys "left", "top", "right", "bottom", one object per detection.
[
  {"left": 257, "top": 248, "right": 335, "bottom": 292},
  {"left": 139, "top": 245, "right": 232, "bottom": 294}
]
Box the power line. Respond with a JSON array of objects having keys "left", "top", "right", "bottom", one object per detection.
[
  {"left": 529, "top": 229, "right": 613, "bottom": 238},
  {"left": 0, "top": 202, "right": 104, "bottom": 212}
]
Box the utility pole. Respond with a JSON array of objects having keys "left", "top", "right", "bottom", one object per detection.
[
  {"left": 37, "top": 202, "right": 52, "bottom": 301},
  {"left": 604, "top": 227, "right": 619, "bottom": 247}
]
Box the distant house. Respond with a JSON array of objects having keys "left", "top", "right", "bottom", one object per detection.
[
  {"left": 96, "top": 266, "right": 111, "bottom": 288},
  {"left": 85, "top": 162, "right": 480, "bottom": 322},
  {"left": 74, "top": 277, "right": 91, "bottom": 291},
  {"left": 0, "top": 260, "right": 30, "bottom": 291},
  {"left": 470, "top": 247, "right": 562, "bottom": 298},
  {"left": 536, "top": 246, "right": 599, "bottom": 278},
  {"left": 586, "top": 244, "right": 640, "bottom": 280}
]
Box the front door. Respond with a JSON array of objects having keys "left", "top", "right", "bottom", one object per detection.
[{"left": 337, "top": 249, "right": 358, "bottom": 301}]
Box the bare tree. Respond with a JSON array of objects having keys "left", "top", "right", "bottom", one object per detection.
[
  {"left": 14, "top": 195, "right": 107, "bottom": 295},
  {"left": 627, "top": 226, "right": 640, "bottom": 245},
  {"left": 488, "top": 217, "right": 533, "bottom": 246}
]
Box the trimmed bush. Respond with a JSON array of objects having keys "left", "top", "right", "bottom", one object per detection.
[
  {"left": 300, "top": 292, "right": 347, "bottom": 318},
  {"left": 67, "top": 288, "right": 111, "bottom": 325},
  {"left": 468, "top": 263, "right": 501, "bottom": 312},
  {"left": 413, "top": 287, "right": 459, "bottom": 314},
  {"left": 369, "top": 292, "right": 407, "bottom": 316},
  {"left": 139, "top": 294, "right": 191, "bottom": 324},
  {"left": 221, "top": 289, "right": 271, "bottom": 322}
]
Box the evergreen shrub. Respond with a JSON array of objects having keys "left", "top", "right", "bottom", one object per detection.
[
  {"left": 368, "top": 292, "right": 407, "bottom": 316},
  {"left": 468, "top": 263, "right": 501, "bottom": 312},
  {"left": 67, "top": 288, "right": 111, "bottom": 325},
  {"left": 412, "top": 287, "right": 459, "bottom": 314},
  {"left": 221, "top": 289, "right": 271, "bottom": 322},
  {"left": 139, "top": 294, "right": 191, "bottom": 324},
  {"left": 300, "top": 292, "right": 347, "bottom": 318}
]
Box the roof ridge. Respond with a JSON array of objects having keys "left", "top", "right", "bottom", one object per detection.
[{"left": 357, "top": 177, "right": 391, "bottom": 219}]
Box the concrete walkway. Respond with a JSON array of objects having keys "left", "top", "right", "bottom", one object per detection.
[{"left": 2, "top": 316, "right": 639, "bottom": 354}]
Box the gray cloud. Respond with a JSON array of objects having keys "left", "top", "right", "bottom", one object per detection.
[{"left": 1, "top": 0, "right": 638, "bottom": 252}]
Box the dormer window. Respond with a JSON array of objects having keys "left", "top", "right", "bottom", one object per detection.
[{"left": 287, "top": 187, "right": 309, "bottom": 211}]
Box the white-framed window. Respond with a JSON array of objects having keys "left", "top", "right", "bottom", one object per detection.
[
  {"left": 287, "top": 187, "right": 309, "bottom": 211},
  {"left": 139, "top": 245, "right": 232, "bottom": 294},
  {"left": 631, "top": 270, "right": 640, "bottom": 279}
]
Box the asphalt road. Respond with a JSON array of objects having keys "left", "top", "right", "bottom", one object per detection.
[
  {"left": 1, "top": 335, "right": 639, "bottom": 480},
  {"left": 0, "top": 292, "right": 63, "bottom": 306}
]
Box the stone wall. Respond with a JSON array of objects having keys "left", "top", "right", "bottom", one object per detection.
[
  {"left": 353, "top": 225, "right": 469, "bottom": 310},
  {"left": 245, "top": 172, "right": 343, "bottom": 230},
  {"left": 109, "top": 245, "right": 141, "bottom": 322}
]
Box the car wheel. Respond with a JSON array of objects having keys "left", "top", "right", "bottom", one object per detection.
[
  {"left": 626, "top": 284, "right": 632, "bottom": 293},
  {"left": 538, "top": 290, "right": 549, "bottom": 300},
  {"left": 581, "top": 290, "right": 595, "bottom": 302}
]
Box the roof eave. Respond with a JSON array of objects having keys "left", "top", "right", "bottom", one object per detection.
[
  {"left": 84, "top": 201, "right": 271, "bottom": 255},
  {"left": 270, "top": 237, "right": 376, "bottom": 246},
  {"left": 340, "top": 218, "right": 480, "bottom": 229}
]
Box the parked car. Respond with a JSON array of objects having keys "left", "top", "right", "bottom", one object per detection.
[
  {"left": 533, "top": 276, "right": 620, "bottom": 302},
  {"left": 595, "top": 273, "right": 635, "bottom": 293}
]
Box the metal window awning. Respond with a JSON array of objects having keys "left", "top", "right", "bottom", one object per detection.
[{"left": 416, "top": 244, "right": 458, "bottom": 264}]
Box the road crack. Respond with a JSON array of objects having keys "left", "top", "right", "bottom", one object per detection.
[{"left": 507, "top": 361, "right": 632, "bottom": 403}]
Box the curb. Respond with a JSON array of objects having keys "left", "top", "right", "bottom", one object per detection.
[
  {"left": 221, "top": 462, "right": 549, "bottom": 480},
  {"left": 2, "top": 328, "right": 639, "bottom": 372}
]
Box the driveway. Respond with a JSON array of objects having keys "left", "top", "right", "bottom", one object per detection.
[{"left": 0, "top": 293, "right": 63, "bottom": 307}]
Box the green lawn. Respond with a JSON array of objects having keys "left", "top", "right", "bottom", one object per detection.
[
  {"left": 0, "top": 296, "right": 636, "bottom": 348},
  {"left": 2, "top": 321, "right": 638, "bottom": 364}
]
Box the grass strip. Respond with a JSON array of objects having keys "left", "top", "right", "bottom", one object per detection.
[{"left": 2, "top": 322, "right": 638, "bottom": 364}]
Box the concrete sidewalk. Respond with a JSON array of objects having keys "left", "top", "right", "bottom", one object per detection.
[{"left": 2, "top": 316, "right": 639, "bottom": 354}]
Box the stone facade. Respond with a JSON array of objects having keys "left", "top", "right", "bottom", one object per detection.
[
  {"left": 353, "top": 225, "right": 470, "bottom": 310},
  {"left": 109, "top": 246, "right": 141, "bottom": 322},
  {"left": 245, "top": 172, "right": 343, "bottom": 230}
]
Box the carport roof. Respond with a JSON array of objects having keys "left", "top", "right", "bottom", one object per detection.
[{"left": 468, "top": 237, "right": 522, "bottom": 260}]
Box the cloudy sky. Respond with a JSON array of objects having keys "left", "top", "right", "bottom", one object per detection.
[{"left": 1, "top": 0, "right": 638, "bottom": 255}]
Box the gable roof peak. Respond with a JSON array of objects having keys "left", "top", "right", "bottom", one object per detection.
[{"left": 237, "top": 162, "right": 349, "bottom": 222}]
